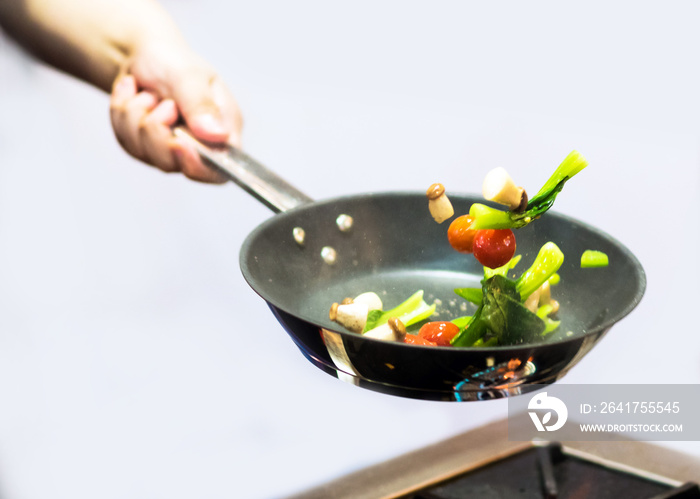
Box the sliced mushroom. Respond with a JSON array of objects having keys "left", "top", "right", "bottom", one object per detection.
[
  {"left": 292, "top": 227, "right": 306, "bottom": 246},
  {"left": 353, "top": 291, "right": 383, "bottom": 311},
  {"left": 426, "top": 183, "right": 454, "bottom": 224},
  {"left": 548, "top": 299, "right": 560, "bottom": 314},
  {"left": 524, "top": 289, "right": 541, "bottom": 314},
  {"left": 364, "top": 317, "right": 406, "bottom": 342},
  {"left": 336, "top": 214, "right": 354, "bottom": 232},
  {"left": 538, "top": 281, "right": 552, "bottom": 304},
  {"left": 330, "top": 302, "right": 369, "bottom": 334},
  {"left": 321, "top": 246, "right": 337, "bottom": 265},
  {"left": 525, "top": 281, "right": 559, "bottom": 314},
  {"left": 482, "top": 167, "right": 527, "bottom": 212}
]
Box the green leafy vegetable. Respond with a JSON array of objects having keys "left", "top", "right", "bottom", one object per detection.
[
  {"left": 473, "top": 337, "right": 499, "bottom": 347},
  {"left": 470, "top": 150, "right": 588, "bottom": 231},
  {"left": 484, "top": 254, "right": 522, "bottom": 279},
  {"left": 581, "top": 250, "right": 609, "bottom": 268},
  {"left": 537, "top": 303, "right": 561, "bottom": 335},
  {"left": 451, "top": 275, "right": 546, "bottom": 347},
  {"left": 548, "top": 273, "right": 561, "bottom": 286},
  {"left": 453, "top": 288, "right": 482, "bottom": 305},
  {"left": 450, "top": 316, "right": 472, "bottom": 329},
  {"left": 450, "top": 242, "right": 564, "bottom": 347},
  {"left": 363, "top": 290, "right": 436, "bottom": 332}
]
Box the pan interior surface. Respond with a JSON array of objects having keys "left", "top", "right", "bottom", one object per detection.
[{"left": 240, "top": 192, "right": 645, "bottom": 347}]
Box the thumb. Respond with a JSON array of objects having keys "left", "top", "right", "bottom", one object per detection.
[{"left": 171, "top": 69, "right": 243, "bottom": 146}]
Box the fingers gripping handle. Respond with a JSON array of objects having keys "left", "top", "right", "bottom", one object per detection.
[{"left": 174, "top": 127, "right": 314, "bottom": 213}]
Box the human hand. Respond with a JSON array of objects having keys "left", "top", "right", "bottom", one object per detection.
[{"left": 110, "top": 41, "right": 242, "bottom": 183}]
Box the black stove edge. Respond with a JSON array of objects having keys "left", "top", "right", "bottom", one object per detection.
[{"left": 287, "top": 417, "right": 700, "bottom": 499}]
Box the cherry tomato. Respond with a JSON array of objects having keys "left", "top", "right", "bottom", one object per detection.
[
  {"left": 447, "top": 215, "right": 477, "bottom": 253},
  {"left": 472, "top": 229, "right": 516, "bottom": 269},
  {"left": 404, "top": 334, "right": 438, "bottom": 347},
  {"left": 418, "top": 321, "right": 460, "bottom": 346}
]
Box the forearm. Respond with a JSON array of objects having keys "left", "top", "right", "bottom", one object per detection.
[{"left": 0, "top": 0, "right": 185, "bottom": 91}]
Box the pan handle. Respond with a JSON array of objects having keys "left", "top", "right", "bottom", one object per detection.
[{"left": 173, "top": 127, "right": 314, "bottom": 214}]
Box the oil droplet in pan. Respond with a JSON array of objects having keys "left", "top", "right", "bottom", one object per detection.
[{"left": 321, "top": 246, "right": 337, "bottom": 265}]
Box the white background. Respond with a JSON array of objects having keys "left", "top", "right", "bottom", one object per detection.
[{"left": 1, "top": 1, "right": 699, "bottom": 498}]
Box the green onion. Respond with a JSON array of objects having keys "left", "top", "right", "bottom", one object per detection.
[
  {"left": 516, "top": 242, "right": 565, "bottom": 300},
  {"left": 581, "top": 250, "right": 609, "bottom": 268}
]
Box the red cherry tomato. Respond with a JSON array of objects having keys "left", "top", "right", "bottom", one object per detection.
[
  {"left": 418, "top": 321, "right": 460, "bottom": 347},
  {"left": 404, "top": 334, "right": 438, "bottom": 347},
  {"left": 472, "top": 229, "right": 516, "bottom": 269},
  {"left": 447, "top": 215, "right": 477, "bottom": 253}
]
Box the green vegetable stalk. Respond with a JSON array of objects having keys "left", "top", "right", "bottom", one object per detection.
[
  {"left": 470, "top": 150, "right": 588, "bottom": 231},
  {"left": 537, "top": 303, "right": 561, "bottom": 335},
  {"left": 516, "top": 242, "right": 564, "bottom": 300},
  {"left": 363, "top": 290, "right": 436, "bottom": 332},
  {"left": 581, "top": 250, "right": 609, "bottom": 268}
]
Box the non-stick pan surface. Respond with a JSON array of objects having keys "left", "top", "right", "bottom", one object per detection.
[
  {"left": 179, "top": 129, "right": 645, "bottom": 401},
  {"left": 240, "top": 192, "right": 646, "bottom": 401}
]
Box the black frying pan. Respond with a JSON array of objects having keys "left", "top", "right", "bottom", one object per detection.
[{"left": 177, "top": 129, "right": 646, "bottom": 402}]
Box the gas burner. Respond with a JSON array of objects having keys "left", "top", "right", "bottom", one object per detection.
[
  {"left": 291, "top": 418, "right": 700, "bottom": 499},
  {"left": 403, "top": 443, "right": 700, "bottom": 498}
]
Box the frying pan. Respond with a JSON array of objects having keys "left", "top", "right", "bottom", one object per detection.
[{"left": 176, "top": 129, "right": 646, "bottom": 402}]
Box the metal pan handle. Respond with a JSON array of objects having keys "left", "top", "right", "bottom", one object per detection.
[{"left": 173, "top": 127, "right": 314, "bottom": 214}]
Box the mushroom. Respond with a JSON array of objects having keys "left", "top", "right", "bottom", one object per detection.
[
  {"left": 329, "top": 301, "right": 369, "bottom": 333},
  {"left": 524, "top": 281, "right": 560, "bottom": 314},
  {"left": 321, "top": 246, "right": 337, "bottom": 265},
  {"left": 482, "top": 167, "right": 528, "bottom": 213},
  {"left": 336, "top": 214, "right": 354, "bottom": 232},
  {"left": 426, "top": 183, "right": 454, "bottom": 223},
  {"left": 292, "top": 227, "right": 305, "bottom": 246},
  {"left": 524, "top": 289, "right": 541, "bottom": 314},
  {"left": 353, "top": 291, "right": 383, "bottom": 311},
  {"left": 364, "top": 317, "right": 406, "bottom": 342}
]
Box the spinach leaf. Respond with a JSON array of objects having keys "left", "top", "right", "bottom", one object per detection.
[{"left": 451, "top": 275, "right": 546, "bottom": 347}]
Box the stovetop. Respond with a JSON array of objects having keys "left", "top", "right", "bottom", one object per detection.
[
  {"left": 291, "top": 418, "right": 700, "bottom": 499},
  {"left": 403, "top": 443, "right": 699, "bottom": 499}
]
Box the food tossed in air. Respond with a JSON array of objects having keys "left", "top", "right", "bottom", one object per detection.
[{"left": 329, "top": 151, "right": 604, "bottom": 348}]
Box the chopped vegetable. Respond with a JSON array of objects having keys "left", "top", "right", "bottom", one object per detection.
[
  {"left": 404, "top": 334, "right": 437, "bottom": 346},
  {"left": 329, "top": 301, "right": 369, "bottom": 334},
  {"left": 450, "top": 316, "right": 472, "bottom": 329},
  {"left": 581, "top": 250, "right": 609, "bottom": 268},
  {"left": 451, "top": 242, "right": 564, "bottom": 347},
  {"left": 515, "top": 242, "right": 564, "bottom": 300},
  {"left": 365, "top": 317, "right": 406, "bottom": 342},
  {"left": 453, "top": 287, "right": 483, "bottom": 305},
  {"left": 473, "top": 229, "right": 517, "bottom": 269},
  {"left": 426, "top": 183, "right": 455, "bottom": 224},
  {"left": 353, "top": 291, "right": 383, "bottom": 311},
  {"left": 548, "top": 273, "right": 561, "bottom": 286},
  {"left": 363, "top": 290, "right": 436, "bottom": 332},
  {"left": 484, "top": 254, "right": 521, "bottom": 279},
  {"left": 451, "top": 274, "right": 546, "bottom": 347},
  {"left": 418, "top": 321, "right": 460, "bottom": 346},
  {"left": 447, "top": 215, "right": 477, "bottom": 253},
  {"left": 537, "top": 303, "right": 561, "bottom": 335},
  {"left": 469, "top": 150, "right": 588, "bottom": 231},
  {"left": 482, "top": 167, "right": 527, "bottom": 212}
]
